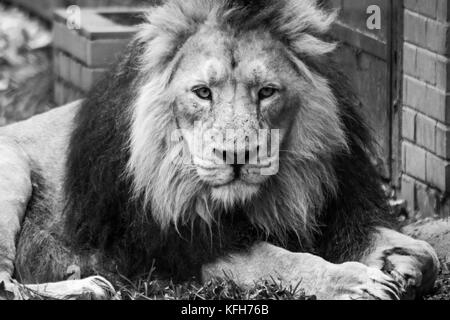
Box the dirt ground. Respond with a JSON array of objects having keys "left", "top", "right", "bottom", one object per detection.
[
  {"left": 1, "top": 3, "right": 449, "bottom": 301},
  {"left": 425, "top": 270, "right": 450, "bottom": 300}
]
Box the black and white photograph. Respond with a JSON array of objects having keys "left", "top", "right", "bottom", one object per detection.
[{"left": 0, "top": 0, "right": 449, "bottom": 307}]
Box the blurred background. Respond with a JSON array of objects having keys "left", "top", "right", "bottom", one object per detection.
[{"left": 0, "top": 0, "right": 156, "bottom": 126}]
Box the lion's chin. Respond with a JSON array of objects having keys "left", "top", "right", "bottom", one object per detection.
[{"left": 211, "top": 180, "right": 260, "bottom": 207}]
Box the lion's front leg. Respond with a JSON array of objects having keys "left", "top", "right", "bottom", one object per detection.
[
  {"left": 360, "top": 227, "right": 440, "bottom": 299},
  {"left": 202, "top": 242, "right": 401, "bottom": 300}
]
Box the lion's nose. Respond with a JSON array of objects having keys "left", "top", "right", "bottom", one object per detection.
[
  {"left": 213, "top": 148, "right": 245, "bottom": 179},
  {"left": 213, "top": 148, "right": 252, "bottom": 165}
]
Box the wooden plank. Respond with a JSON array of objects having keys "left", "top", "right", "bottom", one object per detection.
[
  {"left": 339, "top": 0, "right": 390, "bottom": 43},
  {"left": 329, "top": 0, "right": 396, "bottom": 179},
  {"left": 333, "top": 43, "right": 391, "bottom": 177},
  {"left": 390, "top": 0, "right": 405, "bottom": 187},
  {"left": 331, "top": 22, "right": 388, "bottom": 61}
]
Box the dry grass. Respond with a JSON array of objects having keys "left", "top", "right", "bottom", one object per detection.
[
  {"left": 116, "top": 274, "right": 312, "bottom": 300},
  {"left": 425, "top": 262, "right": 450, "bottom": 300}
]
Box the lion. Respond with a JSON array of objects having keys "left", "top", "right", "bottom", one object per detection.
[{"left": 0, "top": 0, "right": 440, "bottom": 300}]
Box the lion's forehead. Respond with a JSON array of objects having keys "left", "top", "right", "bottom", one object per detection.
[{"left": 177, "top": 30, "right": 291, "bottom": 88}]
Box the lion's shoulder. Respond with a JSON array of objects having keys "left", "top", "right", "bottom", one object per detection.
[
  {"left": 0, "top": 100, "right": 81, "bottom": 184},
  {"left": 0, "top": 100, "right": 81, "bottom": 146}
]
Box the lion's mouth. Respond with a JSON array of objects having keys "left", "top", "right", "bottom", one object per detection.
[
  {"left": 209, "top": 179, "right": 262, "bottom": 204},
  {"left": 197, "top": 163, "right": 271, "bottom": 189}
]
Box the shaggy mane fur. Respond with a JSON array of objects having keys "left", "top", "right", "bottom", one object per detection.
[{"left": 64, "top": 0, "right": 395, "bottom": 280}]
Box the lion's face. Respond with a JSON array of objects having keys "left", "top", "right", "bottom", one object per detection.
[
  {"left": 130, "top": 0, "right": 347, "bottom": 232},
  {"left": 169, "top": 28, "right": 304, "bottom": 204}
]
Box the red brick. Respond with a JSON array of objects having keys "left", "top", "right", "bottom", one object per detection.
[
  {"left": 426, "top": 152, "right": 450, "bottom": 191},
  {"left": 86, "top": 39, "right": 130, "bottom": 67},
  {"left": 425, "top": 19, "right": 449, "bottom": 55},
  {"left": 402, "top": 107, "right": 416, "bottom": 141},
  {"left": 416, "top": 48, "right": 437, "bottom": 85},
  {"left": 448, "top": 93, "right": 450, "bottom": 114},
  {"left": 435, "top": 55, "right": 449, "bottom": 91},
  {"left": 403, "top": 43, "right": 417, "bottom": 77},
  {"left": 53, "top": 50, "right": 60, "bottom": 76},
  {"left": 405, "top": 9, "right": 449, "bottom": 56},
  {"left": 404, "top": 0, "right": 418, "bottom": 12},
  {"left": 61, "top": 82, "right": 83, "bottom": 105},
  {"left": 54, "top": 81, "right": 64, "bottom": 106},
  {"left": 80, "top": 66, "right": 107, "bottom": 92},
  {"left": 436, "top": 123, "right": 450, "bottom": 159},
  {"left": 402, "top": 142, "right": 407, "bottom": 172},
  {"left": 416, "top": 113, "right": 437, "bottom": 151},
  {"left": 69, "top": 59, "right": 82, "bottom": 90},
  {"left": 404, "top": 142, "right": 427, "bottom": 181},
  {"left": 436, "top": 0, "right": 449, "bottom": 22},
  {"left": 447, "top": 62, "right": 450, "bottom": 92},
  {"left": 59, "top": 53, "right": 70, "bottom": 83},
  {"left": 404, "top": 10, "right": 427, "bottom": 46},
  {"left": 404, "top": 76, "right": 448, "bottom": 123},
  {"left": 53, "top": 23, "right": 88, "bottom": 63},
  {"left": 403, "top": 74, "right": 409, "bottom": 100},
  {"left": 405, "top": 0, "right": 439, "bottom": 19},
  {"left": 404, "top": 76, "right": 426, "bottom": 110},
  {"left": 417, "top": 0, "right": 438, "bottom": 19}
]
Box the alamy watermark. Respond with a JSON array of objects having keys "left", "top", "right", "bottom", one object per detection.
[
  {"left": 66, "top": 5, "right": 81, "bottom": 30},
  {"left": 66, "top": 4, "right": 382, "bottom": 31},
  {"left": 367, "top": 5, "right": 382, "bottom": 30}
]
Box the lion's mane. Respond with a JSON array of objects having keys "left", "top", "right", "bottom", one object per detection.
[{"left": 64, "top": 0, "right": 395, "bottom": 280}]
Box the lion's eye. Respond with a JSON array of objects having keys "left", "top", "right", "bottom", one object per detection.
[
  {"left": 258, "top": 87, "right": 277, "bottom": 100},
  {"left": 193, "top": 87, "right": 212, "bottom": 100}
]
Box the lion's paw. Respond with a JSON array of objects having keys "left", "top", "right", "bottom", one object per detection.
[
  {"left": 380, "top": 245, "right": 440, "bottom": 299},
  {"left": 73, "top": 276, "right": 119, "bottom": 300},
  {"left": 0, "top": 280, "right": 25, "bottom": 300},
  {"left": 323, "top": 262, "right": 402, "bottom": 300}
]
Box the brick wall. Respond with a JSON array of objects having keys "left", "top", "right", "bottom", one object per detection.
[
  {"left": 52, "top": 8, "right": 142, "bottom": 105},
  {"left": 401, "top": 0, "right": 450, "bottom": 218}
]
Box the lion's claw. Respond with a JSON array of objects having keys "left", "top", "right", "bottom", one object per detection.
[
  {"left": 323, "top": 263, "right": 402, "bottom": 300},
  {"left": 0, "top": 280, "right": 27, "bottom": 300}
]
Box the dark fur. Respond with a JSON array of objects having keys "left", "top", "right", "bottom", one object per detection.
[
  {"left": 63, "top": 2, "right": 396, "bottom": 282},
  {"left": 315, "top": 64, "right": 397, "bottom": 262}
]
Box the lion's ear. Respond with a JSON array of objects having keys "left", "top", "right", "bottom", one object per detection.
[{"left": 136, "top": 0, "right": 214, "bottom": 74}]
